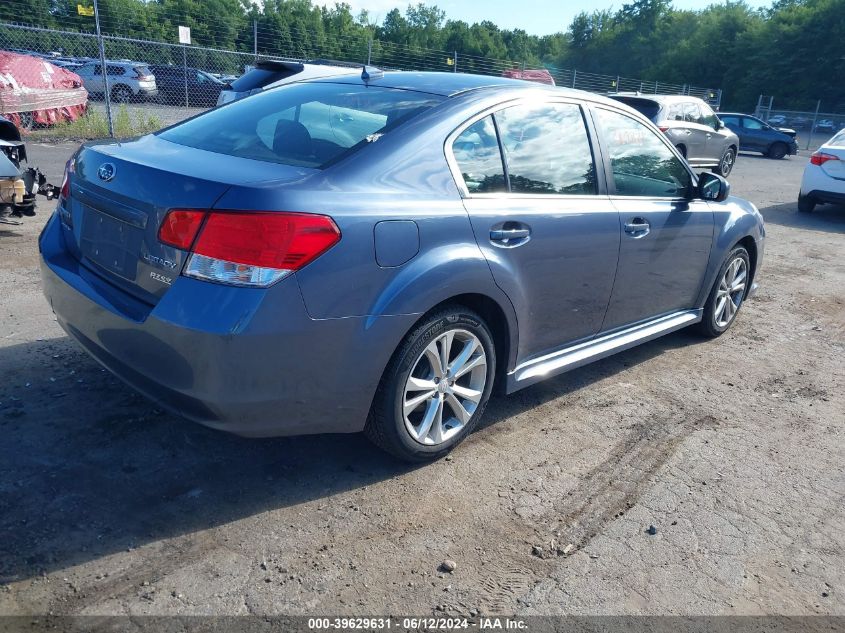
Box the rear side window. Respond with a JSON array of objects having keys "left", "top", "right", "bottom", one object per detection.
[
  {"left": 452, "top": 116, "right": 507, "bottom": 194},
  {"left": 496, "top": 103, "right": 596, "bottom": 195},
  {"left": 719, "top": 115, "right": 741, "bottom": 127},
  {"left": 595, "top": 108, "right": 693, "bottom": 198},
  {"left": 159, "top": 82, "right": 443, "bottom": 168},
  {"left": 106, "top": 65, "right": 125, "bottom": 76}
]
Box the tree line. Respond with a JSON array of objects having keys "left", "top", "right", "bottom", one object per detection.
[{"left": 1, "top": 0, "right": 842, "bottom": 111}]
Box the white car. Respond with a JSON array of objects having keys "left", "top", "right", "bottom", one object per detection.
[
  {"left": 799, "top": 130, "right": 845, "bottom": 213},
  {"left": 216, "top": 59, "right": 360, "bottom": 106}
]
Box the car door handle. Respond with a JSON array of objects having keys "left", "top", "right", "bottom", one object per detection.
[
  {"left": 623, "top": 219, "right": 650, "bottom": 237},
  {"left": 490, "top": 228, "right": 530, "bottom": 240},
  {"left": 706, "top": 132, "right": 713, "bottom": 139}
]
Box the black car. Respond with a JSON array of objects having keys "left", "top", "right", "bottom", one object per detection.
[
  {"left": 718, "top": 113, "right": 799, "bottom": 159},
  {"left": 148, "top": 65, "right": 226, "bottom": 107}
]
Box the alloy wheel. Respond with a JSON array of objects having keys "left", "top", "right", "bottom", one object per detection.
[
  {"left": 714, "top": 257, "right": 747, "bottom": 327},
  {"left": 721, "top": 150, "right": 735, "bottom": 175},
  {"left": 402, "top": 328, "right": 487, "bottom": 446}
]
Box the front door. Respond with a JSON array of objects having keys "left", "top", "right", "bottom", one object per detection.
[
  {"left": 451, "top": 102, "right": 620, "bottom": 363},
  {"left": 591, "top": 106, "right": 714, "bottom": 332}
]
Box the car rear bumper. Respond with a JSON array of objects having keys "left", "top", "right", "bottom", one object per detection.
[
  {"left": 137, "top": 87, "right": 158, "bottom": 97},
  {"left": 803, "top": 189, "right": 845, "bottom": 205},
  {"left": 39, "top": 212, "right": 413, "bottom": 437}
]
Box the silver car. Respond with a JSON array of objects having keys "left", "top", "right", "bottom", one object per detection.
[
  {"left": 74, "top": 61, "right": 158, "bottom": 102},
  {"left": 611, "top": 94, "right": 740, "bottom": 177}
]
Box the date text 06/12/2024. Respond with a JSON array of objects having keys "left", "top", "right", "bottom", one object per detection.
[{"left": 307, "top": 617, "right": 528, "bottom": 630}]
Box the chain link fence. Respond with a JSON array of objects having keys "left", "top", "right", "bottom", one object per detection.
[
  {"left": 1, "top": 21, "right": 723, "bottom": 141},
  {"left": 755, "top": 95, "right": 844, "bottom": 151}
]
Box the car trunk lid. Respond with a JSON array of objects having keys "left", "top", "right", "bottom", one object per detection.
[{"left": 66, "top": 134, "right": 318, "bottom": 304}]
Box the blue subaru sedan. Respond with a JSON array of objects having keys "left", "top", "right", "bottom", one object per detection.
[{"left": 40, "top": 70, "right": 765, "bottom": 461}]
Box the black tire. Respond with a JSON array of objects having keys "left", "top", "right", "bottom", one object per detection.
[
  {"left": 111, "top": 84, "right": 133, "bottom": 103},
  {"left": 797, "top": 194, "right": 816, "bottom": 213},
  {"left": 713, "top": 147, "right": 736, "bottom": 177},
  {"left": 768, "top": 142, "right": 788, "bottom": 160},
  {"left": 365, "top": 306, "right": 496, "bottom": 462},
  {"left": 697, "top": 246, "right": 751, "bottom": 338}
]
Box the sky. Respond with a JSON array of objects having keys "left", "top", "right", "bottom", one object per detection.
[{"left": 320, "top": 0, "right": 773, "bottom": 36}]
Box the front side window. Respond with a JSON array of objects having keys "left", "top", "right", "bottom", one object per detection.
[
  {"left": 744, "top": 117, "right": 765, "bottom": 130},
  {"left": 452, "top": 116, "right": 507, "bottom": 194},
  {"left": 495, "top": 103, "right": 596, "bottom": 195},
  {"left": 595, "top": 108, "right": 693, "bottom": 198},
  {"left": 683, "top": 102, "right": 702, "bottom": 124},
  {"left": 159, "top": 82, "right": 443, "bottom": 168},
  {"left": 699, "top": 103, "right": 720, "bottom": 129}
]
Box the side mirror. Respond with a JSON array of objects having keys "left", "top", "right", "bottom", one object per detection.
[
  {"left": 716, "top": 119, "right": 726, "bottom": 130},
  {"left": 698, "top": 172, "right": 730, "bottom": 202}
]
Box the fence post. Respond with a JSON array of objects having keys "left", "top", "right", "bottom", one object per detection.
[
  {"left": 92, "top": 0, "right": 113, "bottom": 137},
  {"left": 253, "top": 20, "right": 258, "bottom": 62},
  {"left": 367, "top": 39, "right": 372, "bottom": 65},
  {"left": 183, "top": 45, "right": 188, "bottom": 109},
  {"left": 453, "top": 51, "right": 458, "bottom": 73},
  {"left": 808, "top": 100, "right": 821, "bottom": 151},
  {"left": 571, "top": 69, "right": 576, "bottom": 88}
]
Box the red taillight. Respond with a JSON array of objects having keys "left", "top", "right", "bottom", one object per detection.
[
  {"left": 159, "top": 210, "right": 341, "bottom": 287},
  {"left": 194, "top": 212, "right": 340, "bottom": 269},
  {"left": 158, "top": 209, "right": 206, "bottom": 249},
  {"left": 810, "top": 152, "right": 839, "bottom": 166},
  {"left": 59, "top": 157, "right": 75, "bottom": 201},
  {"left": 658, "top": 126, "right": 669, "bottom": 133}
]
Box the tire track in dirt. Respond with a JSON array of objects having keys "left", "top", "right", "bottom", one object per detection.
[{"left": 473, "top": 414, "right": 721, "bottom": 614}]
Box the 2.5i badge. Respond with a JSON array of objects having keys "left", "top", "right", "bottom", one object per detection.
[{"left": 150, "top": 271, "right": 172, "bottom": 285}]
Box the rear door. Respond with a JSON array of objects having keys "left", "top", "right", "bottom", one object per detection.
[
  {"left": 591, "top": 106, "right": 714, "bottom": 332},
  {"left": 452, "top": 100, "right": 620, "bottom": 362}
]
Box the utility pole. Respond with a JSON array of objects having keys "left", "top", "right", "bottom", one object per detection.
[
  {"left": 253, "top": 20, "right": 258, "bottom": 62},
  {"left": 92, "top": 0, "right": 113, "bottom": 137}
]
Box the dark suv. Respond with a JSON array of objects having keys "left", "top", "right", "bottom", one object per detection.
[
  {"left": 610, "top": 94, "right": 739, "bottom": 177},
  {"left": 718, "top": 113, "right": 799, "bottom": 159}
]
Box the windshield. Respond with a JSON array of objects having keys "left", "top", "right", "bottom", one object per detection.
[{"left": 159, "top": 82, "right": 443, "bottom": 168}]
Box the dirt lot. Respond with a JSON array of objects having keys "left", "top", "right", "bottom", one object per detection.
[{"left": 0, "top": 144, "right": 843, "bottom": 618}]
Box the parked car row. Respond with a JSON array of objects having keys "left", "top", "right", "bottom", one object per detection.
[{"left": 767, "top": 114, "right": 845, "bottom": 133}]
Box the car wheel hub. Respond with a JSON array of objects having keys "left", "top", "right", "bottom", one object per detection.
[
  {"left": 714, "top": 257, "right": 747, "bottom": 328},
  {"left": 402, "top": 328, "right": 487, "bottom": 446}
]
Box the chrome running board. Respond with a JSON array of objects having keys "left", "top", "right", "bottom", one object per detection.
[{"left": 507, "top": 309, "right": 702, "bottom": 391}]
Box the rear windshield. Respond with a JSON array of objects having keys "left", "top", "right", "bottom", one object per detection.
[
  {"left": 611, "top": 97, "right": 661, "bottom": 122},
  {"left": 159, "top": 82, "right": 443, "bottom": 168}
]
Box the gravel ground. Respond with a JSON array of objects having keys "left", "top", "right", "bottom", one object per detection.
[{"left": 0, "top": 144, "right": 843, "bottom": 618}]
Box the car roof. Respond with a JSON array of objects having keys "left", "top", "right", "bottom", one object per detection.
[{"left": 307, "top": 70, "right": 632, "bottom": 104}]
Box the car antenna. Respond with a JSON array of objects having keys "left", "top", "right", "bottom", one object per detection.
[{"left": 361, "top": 65, "right": 384, "bottom": 82}]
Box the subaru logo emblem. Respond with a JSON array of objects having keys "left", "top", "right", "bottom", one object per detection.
[{"left": 98, "top": 163, "right": 116, "bottom": 182}]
